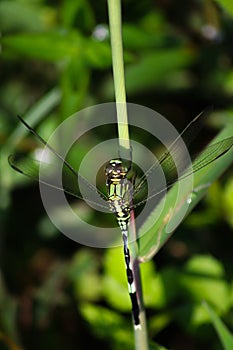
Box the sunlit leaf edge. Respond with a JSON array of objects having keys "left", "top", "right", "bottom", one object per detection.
[{"left": 203, "top": 301, "right": 233, "bottom": 350}]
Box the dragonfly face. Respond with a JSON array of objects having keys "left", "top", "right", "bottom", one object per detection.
[{"left": 105, "top": 159, "right": 129, "bottom": 182}]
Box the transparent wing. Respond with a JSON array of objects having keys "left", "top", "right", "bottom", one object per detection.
[
  {"left": 9, "top": 116, "right": 109, "bottom": 211},
  {"left": 133, "top": 136, "right": 233, "bottom": 208},
  {"left": 8, "top": 153, "right": 110, "bottom": 210},
  {"left": 133, "top": 108, "right": 211, "bottom": 199}
]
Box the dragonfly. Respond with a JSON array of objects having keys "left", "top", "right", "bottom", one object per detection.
[{"left": 9, "top": 114, "right": 233, "bottom": 329}]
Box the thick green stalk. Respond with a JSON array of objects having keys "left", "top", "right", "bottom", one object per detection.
[{"left": 107, "top": 0, "right": 130, "bottom": 159}]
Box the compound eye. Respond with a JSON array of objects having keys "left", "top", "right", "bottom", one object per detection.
[
  {"left": 105, "top": 165, "right": 111, "bottom": 175},
  {"left": 122, "top": 207, "right": 129, "bottom": 215}
]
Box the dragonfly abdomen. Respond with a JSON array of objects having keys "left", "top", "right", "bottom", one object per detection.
[
  {"left": 105, "top": 159, "right": 141, "bottom": 328},
  {"left": 122, "top": 230, "right": 140, "bottom": 326}
]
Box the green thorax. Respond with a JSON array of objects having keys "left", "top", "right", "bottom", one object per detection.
[{"left": 105, "top": 159, "right": 132, "bottom": 218}]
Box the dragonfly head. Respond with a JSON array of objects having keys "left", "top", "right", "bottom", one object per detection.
[{"left": 105, "top": 159, "right": 129, "bottom": 180}]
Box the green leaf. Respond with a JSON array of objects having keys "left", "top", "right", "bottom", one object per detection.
[
  {"left": 60, "top": 0, "right": 95, "bottom": 29},
  {"left": 103, "top": 247, "right": 131, "bottom": 311},
  {"left": 174, "top": 302, "right": 211, "bottom": 332},
  {"left": 141, "top": 261, "right": 166, "bottom": 309},
  {"left": 222, "top": 177, "right": 233, "bottom": 227},
  {"left": 102, "top": 48, "right": 195, "bottom": 97},
  {"left": 68, "top": 249, "right": 102, "bottom": 302},
  {"left": 215, "top": 0, "right": 233, "bottom": 17},
  {"left": 1, "top": 88, "right": 61, "bottom": 208},
  {"left": 180, "top": 255, "right": 230, "bottom": 313},
  {"left": 1, "top": 31, "right": 83, "bottom": 62},
  {"left": 80, "top": 303, "right": 134, "bottom": 350},
  {"left": 84, "top": 39, "right": 112, "bottom": 68},
  {"left": 80, "top": 303, "right": 167, "bottom": 350},
  {"left": 149, "top": 312, "right": 173, "bottom": 336},
  {"left": 1, "top": 31, "right": 111, "bottom": 67},
  {"left": 123, "top": 24, "right": 168, "bottom": 50},
  {"left": 203, "top": 302, "right": 233, "bottom": 350},
  {"left": 126, "top": 48, "right": 194, "bottom": 93},
  {"left": 103, "top": 247, "right": 166, "bottom": 311},
  {"left": 80, "top": 303, "right": 126, "bottom": 333},
  {"left": 0, "top": 1, "right": 53, "bottom": 32},
  {"left": 138, "top": 122, "right": 233, "bottom": 260}
]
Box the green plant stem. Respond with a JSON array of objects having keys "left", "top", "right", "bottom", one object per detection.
[
  {"left": 107, "top": 0, "right": 130, "bottom": 159},
  {"left": 107, "top": 1, "right": 149, "bottom": 349}
]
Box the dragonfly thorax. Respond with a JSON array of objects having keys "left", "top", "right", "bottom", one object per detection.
[{"left": 105, "top": 159, "right": 132, "bottom": 218}]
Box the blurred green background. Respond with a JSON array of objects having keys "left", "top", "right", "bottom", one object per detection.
[{"left": 1, "top": 1, "right": 233, "bottom": 349}]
